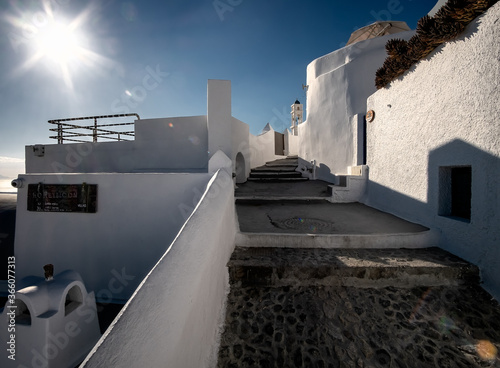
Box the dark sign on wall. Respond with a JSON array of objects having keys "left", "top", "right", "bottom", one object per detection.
[{"left": 27, "top": 183, "right": 97, "bottom": 213}]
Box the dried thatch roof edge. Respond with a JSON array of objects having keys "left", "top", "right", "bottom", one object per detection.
[{"left": 375, "top": 0, "right": 499, "bottom": 90}]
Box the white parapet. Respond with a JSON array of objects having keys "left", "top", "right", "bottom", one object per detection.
[
  {"left": 80, "top": 151, "right": 237, "bottom": 368},
  {"left": 328, "top": 165, "right": 368, "bottom": 203}
]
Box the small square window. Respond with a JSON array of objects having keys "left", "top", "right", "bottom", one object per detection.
[{"left": 438, "top": 166, "right": 471, "bottom": 221}]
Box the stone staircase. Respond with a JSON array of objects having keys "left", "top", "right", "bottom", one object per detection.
[
  {"left": 217, "top": 247, "right": 500, "bottom": 367},
  {"left": 248, "top": 156, "right": 308, "bottom": 183},
  {"left": 217, "top": 159, "right": 500, "bottom": 367},
  {"left": 227, "top": 247, "right": 480, "bottom": 289}
]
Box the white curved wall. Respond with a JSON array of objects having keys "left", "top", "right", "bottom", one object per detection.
[
  {"left": 300, "top": 30, "right": 413, "bottom": 181},
  {"left": 365, "top": 3, "right": 500, "bottom": 300},
  {"left": 81, "top": 153, "right": 236, "bottom": 368}
]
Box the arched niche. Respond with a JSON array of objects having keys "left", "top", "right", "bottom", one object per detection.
[
  {"left": 15, "top": 299, "right": 31, "bottom": 326},
  {"left": 235, "top": 152, "right": 246, "bottom": 184},
  {"left": 65, "top": 285, "right": 83, "bottom": 316}
]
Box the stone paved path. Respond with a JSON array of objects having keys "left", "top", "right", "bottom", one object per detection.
[
  {"left": 218, "top": 283, "right": 500, "bottom": 368},
  {"left": 218, "top": 158, "right": 500, "bottom": 367},
  {"left": 235, "top": 200, "right": 428, "bottom": 235}
]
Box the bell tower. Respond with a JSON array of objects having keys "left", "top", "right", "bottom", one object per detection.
[{"left": 290, "top": 99, "right": 303, "bottom": 136}]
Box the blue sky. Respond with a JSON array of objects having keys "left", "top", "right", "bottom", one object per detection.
[{"left": 0, "top": 0, "right": 437, "bottom": 181}]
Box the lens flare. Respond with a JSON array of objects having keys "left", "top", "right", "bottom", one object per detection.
[
  {"left": 437, "top": 315, "right": 456, "bottom": 334},
  {"left": 121, "top": 2, "right": 138, "bottom": 22},
  {"left": 188, "top": 136, "right": 200, "bottom": 145},
  {"left": 476, "top": 340, "right": 498, "bottom": 361},
  {"left": 409, "top": 287, "right": 432, "bottom": 323}
]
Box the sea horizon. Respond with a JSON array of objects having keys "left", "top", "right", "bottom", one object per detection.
[{"left": 0, "top": 179, "right": 17, "bottom": 194}]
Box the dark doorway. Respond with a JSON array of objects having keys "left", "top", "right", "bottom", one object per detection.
[
  {"left": 451, "top": 166, "right": 472, "bottom": 220},
  {"left": 363, "top": 115, "right": 367, "bottom": 165},
  {"left": 274, "top": 132, "right": 285, "bottom": 156},
  {"left": 439, "top": 165, "right": 472, "bottom": 221}
]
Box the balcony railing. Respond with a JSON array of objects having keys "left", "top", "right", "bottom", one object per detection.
[{"left": 48, "top": 113, "right": 140, "bottom": 144}]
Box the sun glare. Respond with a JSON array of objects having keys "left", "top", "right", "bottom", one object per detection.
[
  {"left": 5, "top": 2, "right": 111, "bottom": 89},
  {"left": 27, "top": 19, "right": 88, "bottom": 88},
  {"left": 36, "top": 23, "right": 81, "bottom": 64}
]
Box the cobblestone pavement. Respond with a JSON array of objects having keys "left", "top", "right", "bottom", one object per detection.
[{"left": 218, "top": 284, "right": 500, "bottom": 367}]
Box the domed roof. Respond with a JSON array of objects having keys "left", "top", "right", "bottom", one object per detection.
[
  {"left": 346, "top": 21, "right": 410, "bottom": 46},
  {"left": 294, "top": 100, "right": 301, "bottom": 104}
]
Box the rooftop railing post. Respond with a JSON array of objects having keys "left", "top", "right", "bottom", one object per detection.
[
  {"left": 48, "top": 113, "right": 139, "bottom": 144},
  {"left": 57, "top": 122, "right": 63, "bottom": 144},
  {"left": 93, "top": 117, "right": 98, "bottom": 142}
]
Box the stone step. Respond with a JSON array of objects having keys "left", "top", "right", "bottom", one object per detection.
[
  {"left": 228, "top": 247, "right": 479, "bottom": 288},
  {"left": 247, "top": 177, "right": 309, "bottom": 182},
  {"left": 251, "top": 165, "right": 297, "bottom": 172},
  {"left": 249, "top": 171, "right": 303, "bottom": 179},
  {"left": 265, "top": 163, "right": 298, "bottom": 168},
  {"left": 265, "top": 159, "right": 298, "bottom": 167},
  {"left": 235, "top": 231, "right": 437, "bottom": 249}
]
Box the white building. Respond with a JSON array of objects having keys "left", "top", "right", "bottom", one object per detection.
[
  {"left": 3, "top": 0, "right": 500, "bottom": 366},
  {"left": 363, "top": 3, "right": 500, "bottom": 303}
]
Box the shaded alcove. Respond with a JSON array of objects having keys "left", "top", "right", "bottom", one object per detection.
[
  {"left": 235, "top": 152, "right": 246, "bottom": 184},
  {"left": 14, "top": 299, "right": 31, "bottom": 326}
]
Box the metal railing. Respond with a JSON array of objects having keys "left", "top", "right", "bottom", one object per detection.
[{"left": 48, "top": 113, "right": 140, "bottom": 144}]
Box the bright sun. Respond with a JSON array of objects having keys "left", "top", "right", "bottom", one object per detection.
[
  {"left": 29, "top": 20, "right": 87, "bottom": 88},
  {"left": 36, "top": 23, "right": 82, "bottom": 65},
  {"left": 5, "top": 3, "right": 106, "bottom": 89}
]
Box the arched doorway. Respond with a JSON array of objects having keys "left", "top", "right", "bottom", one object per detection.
[{"left": 235, "top": 152, "right": 246, "bottom": 183}]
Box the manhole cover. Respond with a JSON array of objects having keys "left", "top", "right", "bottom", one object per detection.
[{"left": 272, "top": 217, "right": 335, "bottom": 232}]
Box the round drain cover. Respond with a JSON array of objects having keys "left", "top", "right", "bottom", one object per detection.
[{"left": 273, "top": 217, "right": 335, "bottom": 232}]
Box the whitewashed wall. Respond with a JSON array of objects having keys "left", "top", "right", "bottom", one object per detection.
[
  {"left": 81, "top": 152, "right": 236, "bottom": 368},
  {"left": 232, "top": 117, "right": 251, "bottom": 181},
  {"left": 365, "top": 3, "right": 500, "bottom": 300},
  {"left": 249, "top": 126, "right": 285, "bottom": 170},
  {"left": 300, "top": 30, "right": 413, "bottom": 182},
  {"left": 286, "top": 129, "right": 300, "bottom": 156},
  {"left": 14, "top": 172, "right": 211, "bottom": 302},
  {"left": 134, "top": 116, "right": 208, "bottom": 171},
  {"left": 26, "top": 115, "right": 209, "bottom": 174},
  {"left": 208, "top": 79, "right": 232, "bottom": 159}
]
